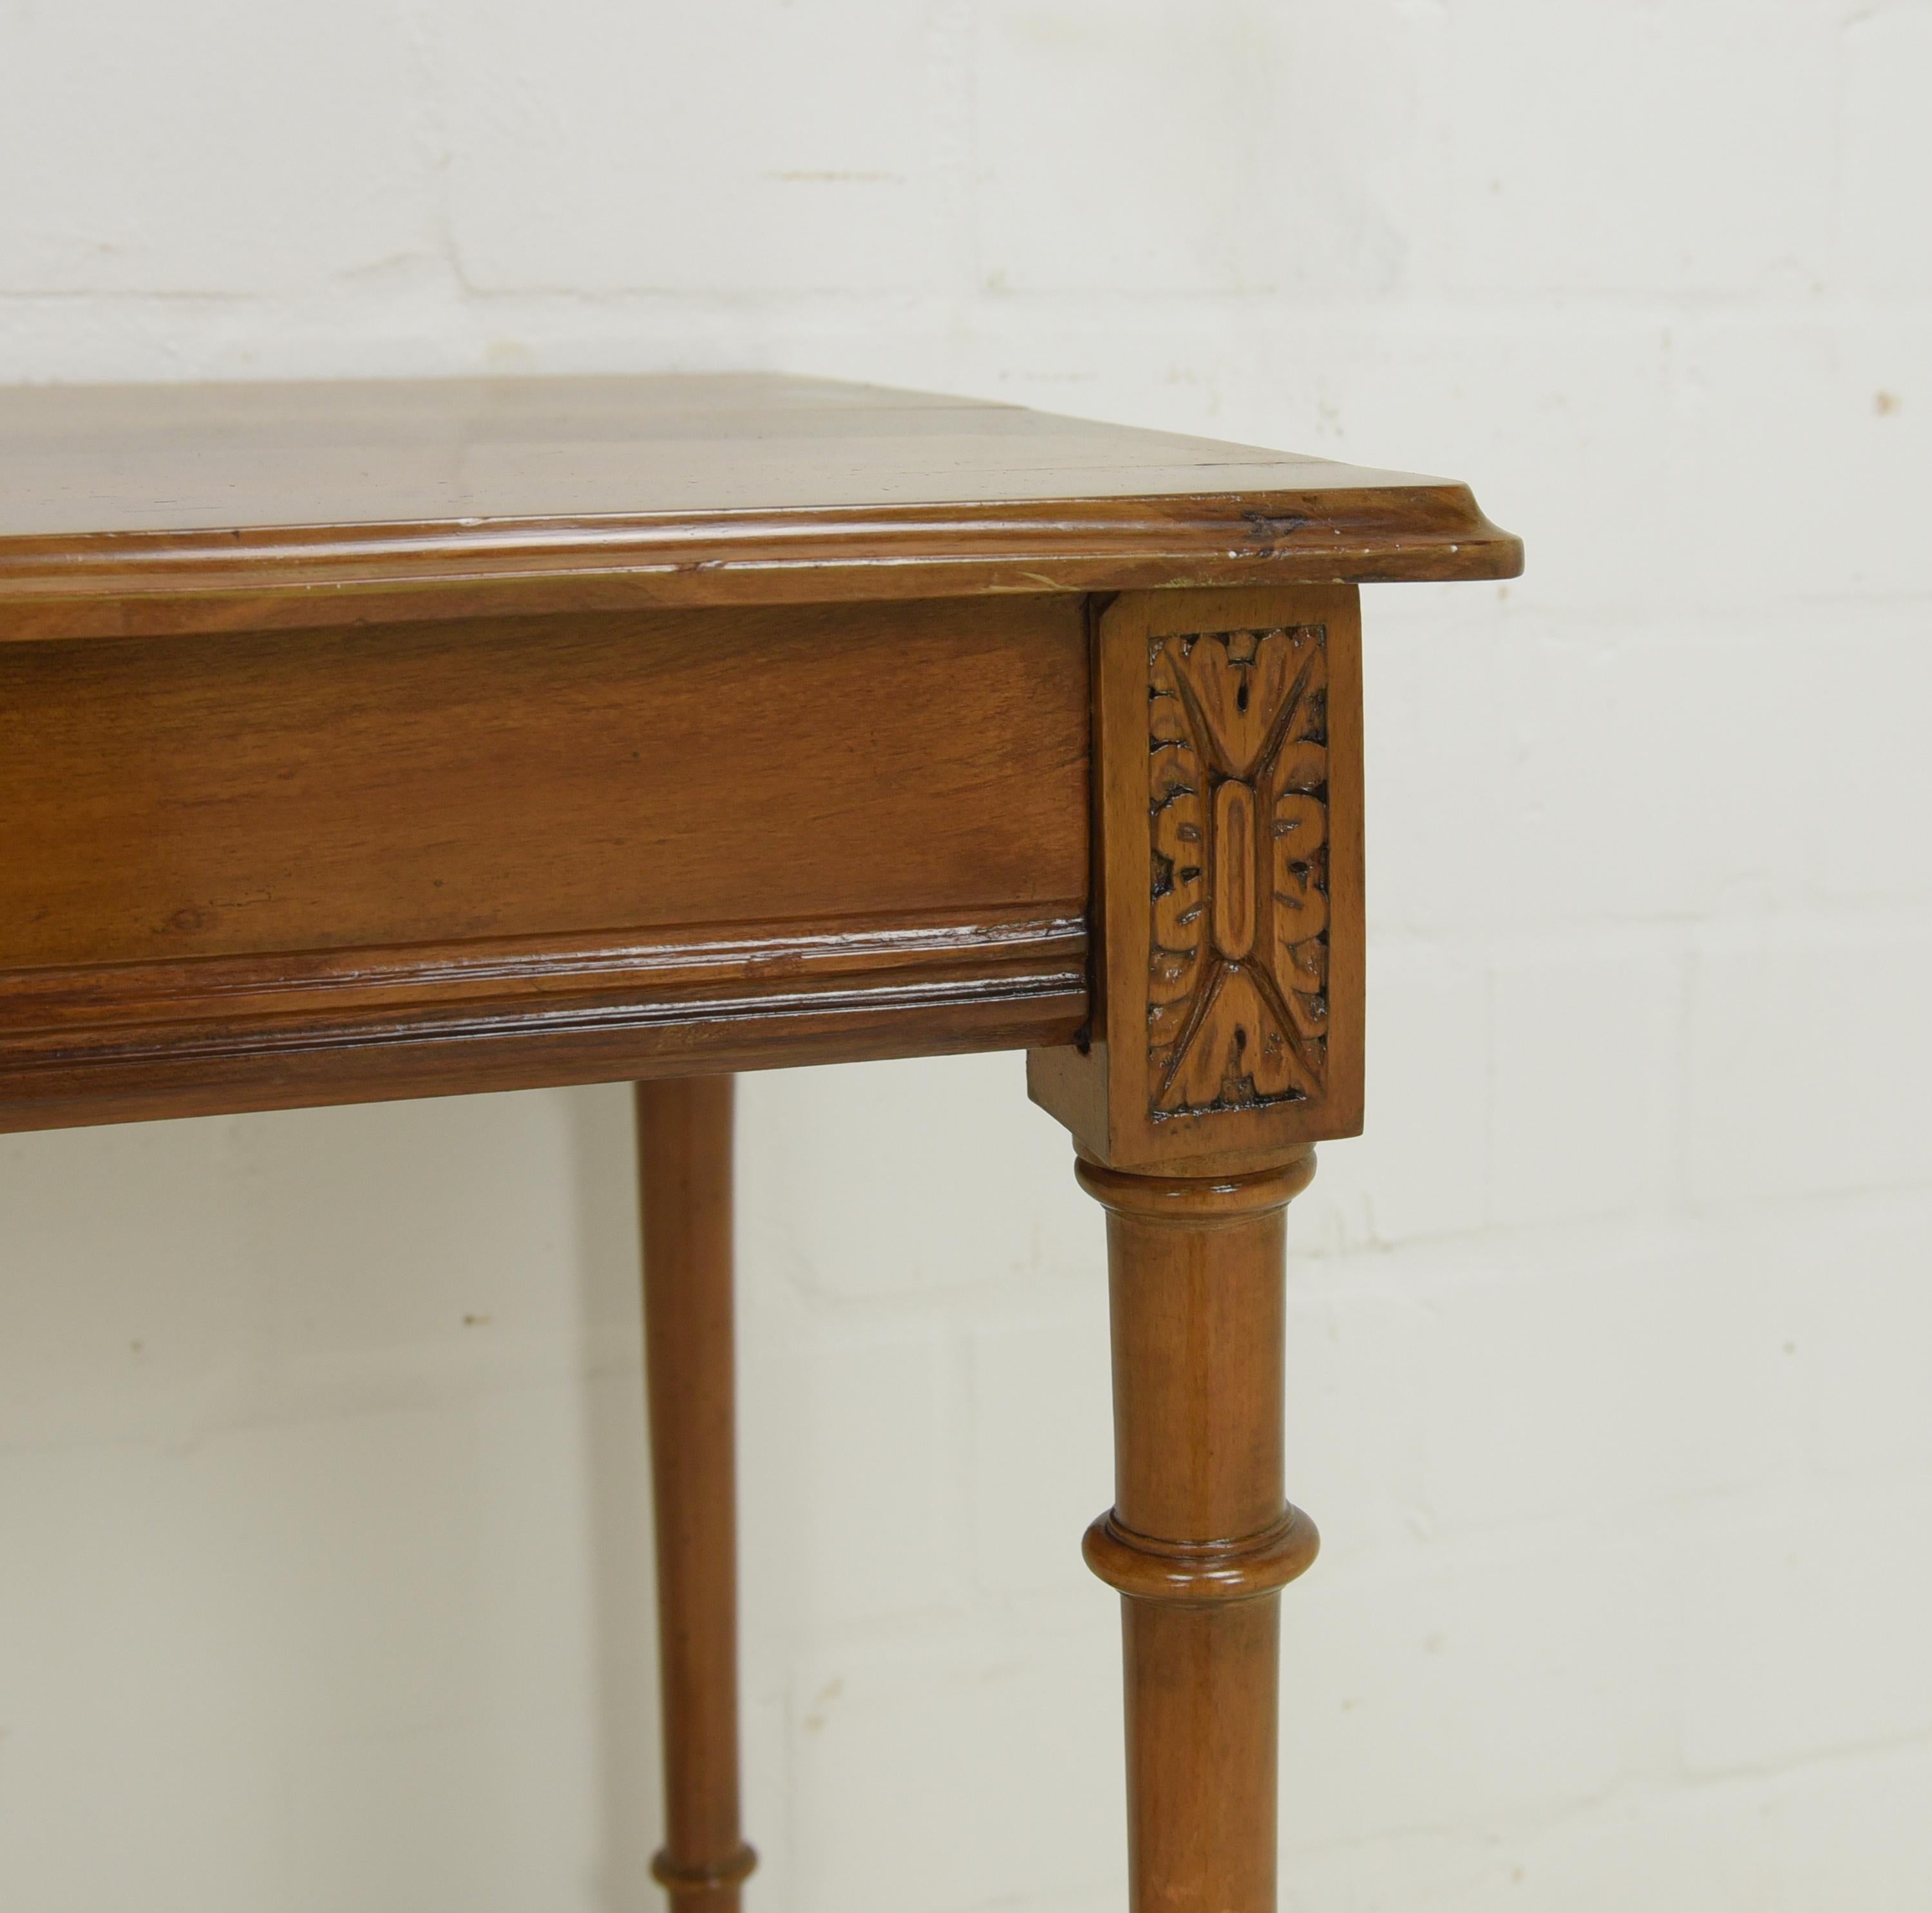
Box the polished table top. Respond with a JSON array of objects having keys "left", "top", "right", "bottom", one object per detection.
[
  {"left": 0, "top": 375, "right": 1517, "bottom": 1136},
  {"left": 0, "top": 373, "right": 1519, "bottom": 637}
]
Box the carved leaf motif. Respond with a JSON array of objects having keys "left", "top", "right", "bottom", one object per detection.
[
  {"left": 1148, "top": 640, "right": 1206, "bottom": 1053},
  {"left": 1146, "top": 625, "right": 1331, "bottom": 1118},
  {"left": 1159, "top": 966, "right": 1322, "bottom": 1111},
  {"left": 1170, "top": 625, "right": 1305, "bottom": 777},
  {"left": 1265, "top": 634, "right": 1329, "bottom": 1045}
]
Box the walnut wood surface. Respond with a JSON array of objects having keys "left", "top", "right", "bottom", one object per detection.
[
  {"left": 0, "top": 596, "right": 1086, "bottom": 968},
  {"left": 0, "top": 376, "right": 1521, "bottom": 1913},
  {"left": 0, "top": 375, "right": 1520, "bottom": 639},
  {"left": 634, "top": 1079, "right": 755, "bottom": 1912},
  {"left": 1077, "top": 1154, "right": 1321, "bottom": 1913},
  {"left": 0, "top": 594, "right": 1088, "bottom": 1129},
  {"left": 1027, "top": 583, "right": 1381, "bottom": 1911},
  {"left": 0, "top": 381, "right": 1507, "bottom": 1134},
  {"left": 1030, "top": 585, "right": 1365, "bottom": 1174}
]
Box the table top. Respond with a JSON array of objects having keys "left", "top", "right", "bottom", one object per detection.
[
  {"left": 0, "top": 373, "right": 1519, "bottom": 638},
  {"left": 0, "top": 373, "right": 1514, "bottom": 1132}
]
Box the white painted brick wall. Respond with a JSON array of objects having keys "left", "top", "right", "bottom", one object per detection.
[{"left": 1, "top": 3, "right": 1928, "bottom": 1908}]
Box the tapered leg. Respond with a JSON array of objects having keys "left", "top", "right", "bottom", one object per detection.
[
  {"left": 634, "top": 1078, "right": 756, "bottom": 1910},
  {"left": 1077, "top": 1151, "right": 1322, "bottom": 1913}
]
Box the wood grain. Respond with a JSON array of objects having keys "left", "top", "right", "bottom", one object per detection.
[
  {"left": 0, "top": 910, "right": 1087, "bottom": 1133},
  {"left": 0, "top": 596, "right": 1088, "bottom": 968},
  {"left": 0, "top": 373, "right": 1526, "bottom": 1913},
  {"left": 0, "top": 592, "right": 1090, "bottom": 1127},
  {"left": 1077, "top": 1154, "right": 1321, "bottom": 1913},
  {"left": 635, "top": 1079, "right": 756, "bottom": 1912},
  {"left": 1030, "top": 586, "right": 1365, "bottom": 1173},
  {"left": 1147, "top": 618, "right": 1332, "bottom": 1115},
  {"left": 0, "top": 375, "right": 1522, "bottom": 639}
]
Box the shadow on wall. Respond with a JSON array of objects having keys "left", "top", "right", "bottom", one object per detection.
[
  {"left": 0, "top": 1085, "right": 672, "bottom": 1910},
  {"left": 562, "top": 1082, "right": 668, "bottom": 1912}
]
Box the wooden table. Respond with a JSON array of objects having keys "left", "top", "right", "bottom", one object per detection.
[{"left": 0, "top": 375, "right": 1519, "bottom": 1912}]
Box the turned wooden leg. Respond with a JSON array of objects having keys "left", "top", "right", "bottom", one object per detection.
[
  {"left": 1077, "top": 1151, "right": 1321, "bottom": 1913},
  {"left": 634, "top": 1078, "right": 756, "bottom": 1911},
  {"left": 1028, "top": 585, "right": 1363, "bottom": 1907}
]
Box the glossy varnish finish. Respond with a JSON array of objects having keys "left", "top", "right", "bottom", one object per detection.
[
  {"left": 0, "top": 596, "right": 1088, "bottom": 970},
  {"left": 635, "top": 1079, "right": 755, "bottom": 1910},
  {"left": 1030, "top": 585, "right": 1365, "bottom": 1173},
  {"left": 1032, "top": 582, "right": 1376, "bottom": 1912},
  {"left": 0, "top": 375, "right": 1520, "bottom": 639},
  {"left": 0, "top": 594, "right": 1088, "bottom": 1129},
  {"left": 1079, "top": 1156, "right": 1321, "bottom": 1913},
  {"left": 0, "top": 375, "right": 1521, "bottom": 1913}
]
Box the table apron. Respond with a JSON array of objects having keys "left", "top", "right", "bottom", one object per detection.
[{"left": 0, "top": 595, "right": 1094, "bottom": 1129}]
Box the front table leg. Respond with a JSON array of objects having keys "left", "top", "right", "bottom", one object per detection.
[
  {"left": 634, "top": 1078, "right": 757, "bottom": 1910},
  {"left": 1029, "top": 585, "right": 1370, "bottom": 1910},
  {"left": 1077, "top": 1153, "right": 1321, "bottom": 1913}
]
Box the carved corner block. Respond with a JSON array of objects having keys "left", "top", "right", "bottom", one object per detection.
[{"left": 1029, "top": 586, "right": 1365, "bottom": 1173}]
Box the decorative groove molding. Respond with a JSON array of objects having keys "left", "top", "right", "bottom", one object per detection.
[
  {"left": 651, "top": 1845, "right": 759, "bottom": 1896},
  {"left": 1073, "top": 1151, "right": 1319, "bottom": 1225},
  {"left": 0, "top": 496, "right": 1522, "bottom": 642},
  {"left": 0, "top": 910, "right": 1087, "bottom": 1132},
  {"left": 1147, "top": 623, "right": 1331, "bottom": 1118},
  {"left": 1083, "top": 1505, "right": 1321, "bottom": 1606}
]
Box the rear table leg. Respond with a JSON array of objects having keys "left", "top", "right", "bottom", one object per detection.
[{"left": 634, "top": 1078, "right": 755, "bottom": 1910}]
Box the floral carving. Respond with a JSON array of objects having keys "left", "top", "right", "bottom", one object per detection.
[{"left": 1147, "top": 625, "right": 1329, "bottom": 1117}]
